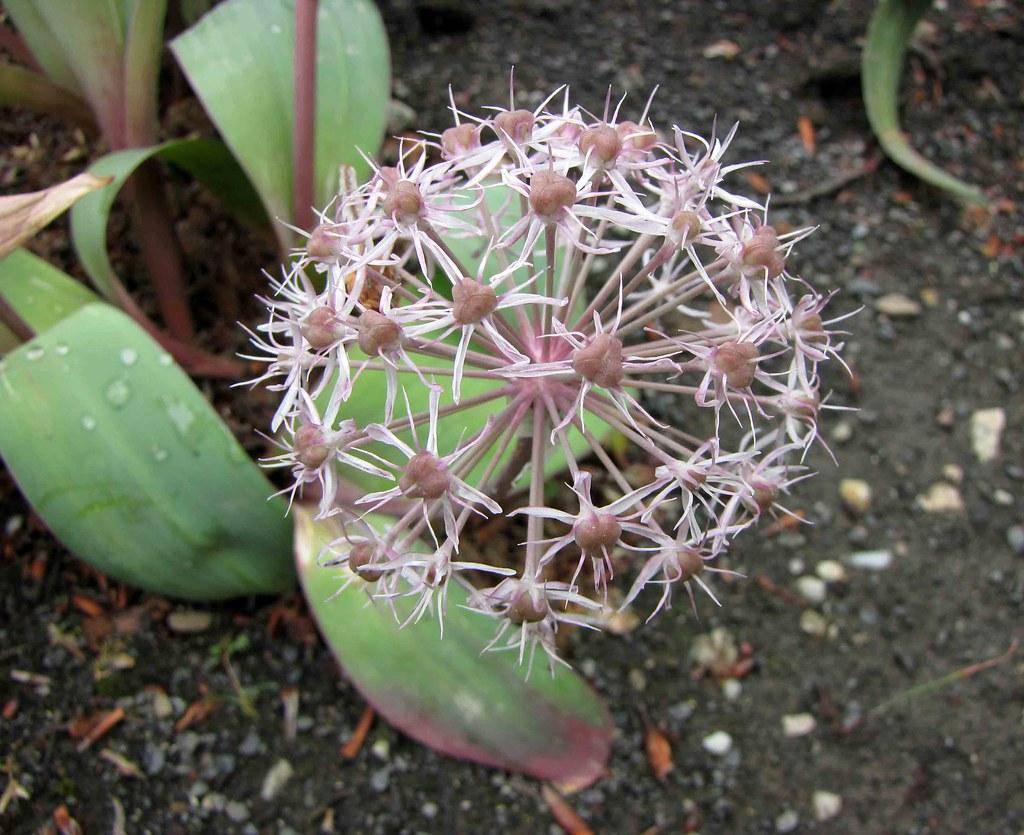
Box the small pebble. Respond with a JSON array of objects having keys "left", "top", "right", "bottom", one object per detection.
[
  {"left": 942, "top": 464, "right": 964, "bottom": 484},
  {"left": 970, "top": 408, "right": 1005, "bottom": 463},
  {"left": 776, "top": 809, "right": 800, "bottom": 833},
  {"left": 259, "top": 759, "right": 293, "bottom": 802},
  {"left": 839, "top": 478, "right": 872, "bottom": 515},
  {"left": 992, "top": 489, "right": 1013, "bottom": 507},
  {"left": 782, "top": 713, "right": 817, "bottom": 737},
  {"left": 150, "top": 690, "right": 173, "bottom": 720},
  {"left": 815, "top": 560, "right": 846, "bottom": 583},
  {"left": 372, "top": 738, "right": 391, "bottom": 761},
  {"left": 239, "top": 729, "right": 263, "bottom": 756},
  {"left": 846, "top": 549, "right": 893, "bottom": 570},
  {"left": 628, "top": 668, "right": 647, "bottom": 692},
  {"left": 875, "top": 293, "right": 921, "bottom": 317},
  {"left": 916, "top": 483, "right": 964, "bottom": 513},
  {"left": 167, "top": 610, "right": 213, "bottom": 633},
  {"left": 812, "top": 790, "right": 843, "bottom": 822},
  {"left": 796, "top": 576, "right": 827, "bottom": 604},
  {"left": 831, "top": 422, "right": 853, "bottom": 443},
  {"left": 224, "top": 801, "right": 249, "bottom": 823},
  {"left": 722, "top": 679, "right": 742, "bottom": 701},
  {"left": 370, "top": 768, "right": 390, "bottom": 792},
  {"left": 1007, "top": 525, "right": 1024, "bottom": 556},
  {"left": 702, "top": 731, "right": 733, "bottom": 756},
  {"left": 422, "top": 801, "right": 439, "bottom": 819},
  {"left": 800, "top": 610, "right": 828, "bottom": 637}
]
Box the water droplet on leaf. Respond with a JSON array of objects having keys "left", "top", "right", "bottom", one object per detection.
[
  {"left": 55, "top": 343, "right": 69, "bottom": 356},
  {"left": 105, "top": 378, "right": 131, "bottom": 409},
  {"left": 81, "top": 415, "right": 97, "bottom": 431},
  {"left": 25, "top": 347, "right": 45, "bottom": 361},
  {"left": 120, "top": 348, "right": 138, "bottom": 366}
]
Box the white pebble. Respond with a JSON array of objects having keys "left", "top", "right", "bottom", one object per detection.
[
  {"left": 775, "top": 809, "right": 800, "bottom": 833},
  {"left": 782, "top": 713, "right": 817, "bottom": 737},
  {"left": 839, "top": 478, "right": 872, "bottom": 515},
  {"left": 702, "top": 730, "right": 733, "bottom": 756},
  {"left": 846, "top": 549, "right": 893, "bottom": 570},
  {"left": 259, "top": 759, "right": 294, "bottom": 801},
  {"left": 812, "top": 790, "right": 843, "bottom": 821},
  {"left": 815, "top": 560, "right": 846, "bottom": 583},
  {"left": 796, "top": 575, "right": 827, "bottom": 604},
  {"left": 722, "top": 679, "right": 742, "bottom": 701},
  {"left": 800, "top": 610, "right": 829, "bottom": 637},
  {"left": 970, "top": 407, "right": 1005, "bottom": 463},
  {"left": 916, "top": 483, "right": 964, "bottom": 513},
  {"left": 875, "top": 293, "right": 921, "bottom": 317}
]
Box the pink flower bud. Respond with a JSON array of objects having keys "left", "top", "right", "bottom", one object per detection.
[
  {"left": 294, "top": 423, "right": 330, "bottom": 469},
  {"left": 616, "top": 120, "right": 657, "bottom": 153},
  {"left": 383, "top": 178, "right": 425, "bottom": 225},
  {"left": 574, "top": 512, "right": 622, "bottom": 554},
  {"left": 441, "top": 123, "right": 480, "bottom": 158},
  {"left": 794, "top": 311, "right": 826, "bottom": 345},
  {"left": 493, "top": 109, "right": 535, "bottom": 143},
  {"left": 306, "top": 223, "right": 345, "bottom": 261},
  {"left": 399, "top": 451, "right": 451, "bottom": 500},
  {"left": 507, "top": 588, "right": 549, "bottom": 624},
  {"left": 674, "top": 546, "right": 705, "bottom": 581},
  {"left": 572, "top": 332, "right": 624, "bottom": 388},
  {"left": 712, "top": 341, "right": 758, "bottom": 388},
  {"left": 529, "top": 170, "right": 576, "bottom": 221},
  {"left": 741, "top": 225, "right": 785, "bottom": 277},
  {"left": 578, "top": 125, "right": 623, "bottom": 166},
  {"left": 300, "top": 305, "right": 344, "bottom": 350},
  {"left": 671, "top": 210, "right": 702, "bottom": 245},
  {"left": 752, "top": 482, "right": 777, "bottom": 513},
  {"left": 452, "top": 279, "right": 498, "bottom": 325},
  {"left": 349, "top": 542, "right": 385, "bottom": 582},
  {"left": 357, "top": 310, "right": 402, "bottom": 356}
]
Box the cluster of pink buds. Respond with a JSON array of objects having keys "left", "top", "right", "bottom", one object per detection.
[{"left": 249, "top": 79, "right": 850, "bottom": 670}]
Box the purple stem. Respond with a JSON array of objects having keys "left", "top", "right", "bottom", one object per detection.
[{"left": 292, "top": 0, "right": 318, "bottom": 232}]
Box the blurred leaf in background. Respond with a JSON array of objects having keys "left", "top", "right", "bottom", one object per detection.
[{"left": 863, "top": 0, "right": 987, "bottom": 204}]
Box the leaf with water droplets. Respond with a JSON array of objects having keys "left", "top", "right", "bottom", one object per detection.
[{"left": 0, "top": 303, "right": 293, "bottom": 599}]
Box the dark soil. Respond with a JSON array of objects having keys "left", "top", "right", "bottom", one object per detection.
[{"left": 3, "top": 1, "right": 1024, "bottom": 833}]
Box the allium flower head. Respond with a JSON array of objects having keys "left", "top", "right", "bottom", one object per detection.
[{"left": 252, "top": 77, "right": 849, "bottom": 672}]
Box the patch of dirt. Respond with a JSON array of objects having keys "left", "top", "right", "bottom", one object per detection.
[{"left": 2, "top": 1, "right": 1023, "bottom": 833}]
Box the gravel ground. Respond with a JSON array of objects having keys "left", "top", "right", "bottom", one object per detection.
[{"left": 2, "top": 1, "right": 1023, "bottom": 833}]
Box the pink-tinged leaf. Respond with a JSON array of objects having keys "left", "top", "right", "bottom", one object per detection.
[
  {"left": 0, "top": 172, "right": 111, "bottom": 260},
  {"left": 294, "top": 507, "right": 613, "bottom": 788}
]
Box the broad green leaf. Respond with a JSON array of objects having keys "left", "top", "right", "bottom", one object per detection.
[
  {"left": 863, "top": 0, "right": 987, "bottom": 204},
  {"left": 0, "top": 250, "right": 99, "bottom": 352},
  {"left": 0, "top": 172, "right": 111, "bottom": 260},
  {"left": 4, "top": 0, "right": 127, "bottom": 140},
  {"left": 0, "top": 303, "right": 293, "bottom": 599},
  {"left": 170, "top": 0, "right": 390, "bottom": 247},
  {"left": 70, "top": 139, "right": 269, "bottom": 304},
  {"left": 295, "top": 508, "right": 613, "bottom": 787}
]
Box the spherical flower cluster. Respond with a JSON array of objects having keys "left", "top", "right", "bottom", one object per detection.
[{"left": 249, "top": 81, "right": 850, "bottom": 670}]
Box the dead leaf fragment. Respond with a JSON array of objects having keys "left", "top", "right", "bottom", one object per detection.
[
  {"left": 644, "top": 725, "right": 674, "bottom": 780},
  {"left": 543, "top": 785, "right": 594, "bottom": 835},
  {"left": 0, "top": 172, "right": 111, "bottom": 259}
]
